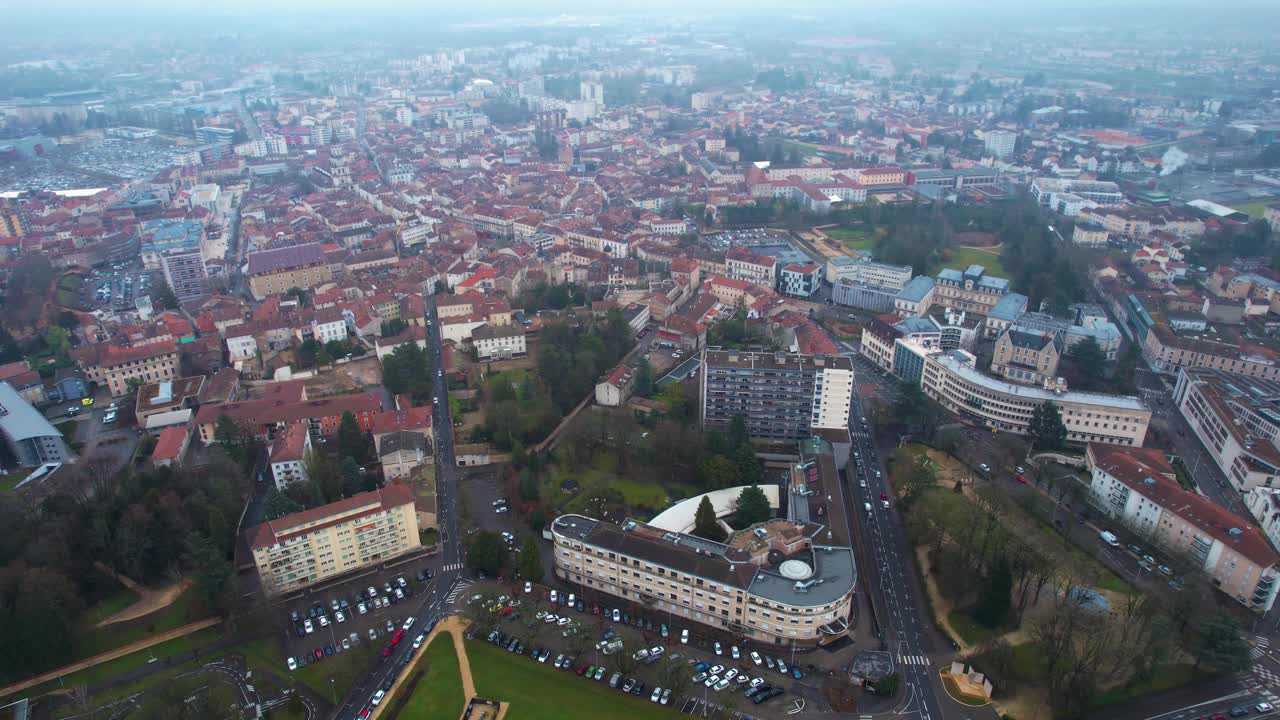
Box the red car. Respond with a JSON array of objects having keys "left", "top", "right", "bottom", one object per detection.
[
  {"left": 314, "top": 648, "right": 323, "bottom": 660},
  {"left": 393, "top": 630, "right": 405, "bottom": 642},
  {"left": 359, "top": 707, "right": 371, "bottom": 719},
  {"left": 1015, "top": 473, "right": 1026, "bottom": 484},
  {"left": 575, "top": 664, "right": 589, "bottom": 676},
  {"left": 500, "top": 605, "right": 514, "bottom": 617},
  {"left": 592, "top": 605, "right": 601, "bottom": 615},
  {"left": 382, "top": 644, "right": 394, "bottom": 657}
]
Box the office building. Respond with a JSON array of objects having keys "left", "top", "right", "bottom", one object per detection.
[
  {"left": 250, "top": 485, "right": 421, "bottom": 595},
  {"left": 831, "top": 279, "right": 898, "bottom": 313},
  {"left": 725, "top": 247, "right": 777, "bottom": 287},
  {"left": 779, "top": 263, "right": 822, "bottom": 298},
  {"left": 0, "top": 382, "right": 71, "bottom": 467},
  {"left": 580, "top": 80, "right": 604, "bottom": 105},
  {"left": 196, "top": 126, "right": 236, "bottom": 146},
  {"left": 701, "top": 350, "right": 854, "bottom": 440},
  {"left": 1087, "top": 444, "right": 1280, "bottom": 613},
  {"left": 824, "top": 256, "right": 912, "bottom": 289},
  {"left": 931, "top": 264, "right": 1011, "bottom": 316},
  {"left": 918, "top": 349, "right": 1150, "bottom": 446},
  {"left": 551, "top": 439, "right": 855, "bottom": 646}
]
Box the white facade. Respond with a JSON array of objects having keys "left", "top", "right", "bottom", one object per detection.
[
  {"left": 473, "top": 327, "right": 527, "bottom": 360},
  {"left": 227, "top": 332, "right": 258, "bottom": 361},
  {"left": 984, "top": 130, "right": 1017, "bottom": 159},
  {"left": 271, "top": 457, "right": 308, "bottom": 490},
  {"left": 312, "top": 319, "right": 347, "bottom": 345},
  {"left": 813, "top": 366, "right": 855, "bottom": 431}
]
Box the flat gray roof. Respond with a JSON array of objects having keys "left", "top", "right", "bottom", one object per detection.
[
  {"left": 934, "top": 353, "right": 1148, "bottom": 411},
  {"left": 747, "top": 546, "right": 857, "bottom": 607},
  {"left": 0, "top": 382, "right": 63, "bottom": 442}
]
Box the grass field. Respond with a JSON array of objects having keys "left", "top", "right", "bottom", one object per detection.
[
  {"left": 938, "top": 246, "right": 1006, "bottom": 276},
  {"left": 82, "top": 588, "right": 143, "bottom": 627},
  {"left": 397, "top": 635, "right": 464, "bottom": 720},
  {"left": 0, "top": 468, "right": 33, "bottom": 492},
  {"left": 290, "top": 642, "right": 378, "bottom": 702},
  {"left": 823, "top": 227, "right": 876, "bottom": 252},
  {"left": 465, "top": 639, "right": 680, "bottom": 720},
  {"left": 1231, "top": 198, "right": 1280, "bottom": 219},
  {"left": 55, "top": 273, "right": 83, "bottom": 308},
  {"left": 946, "top": 610, "right": 1002, "bottom": 646},
  {"left": 5, "top": 625, "right": 223, "bottom": 704},
  {"left": 74, "top": 588, "right": 206, "bottom": 659}
]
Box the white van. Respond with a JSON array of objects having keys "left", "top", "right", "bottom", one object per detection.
[
  {"left": 864, "top": 502, "right": 872, "bottom": 515},
  {"left": 1099, "top": 530, "right": 1119, "bottom": 547}
]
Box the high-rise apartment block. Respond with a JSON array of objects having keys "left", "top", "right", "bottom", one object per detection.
[{"left": 700, "top": 350, "right": 854, "bottom": 440}]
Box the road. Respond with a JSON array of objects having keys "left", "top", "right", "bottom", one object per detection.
[
  {"left": 334, "top": 295, "right": 467, "bottom": 719},
  {"left": 842, "top": 362, "right": 999, "bottom": 720}
]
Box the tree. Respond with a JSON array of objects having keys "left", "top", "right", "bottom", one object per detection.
[
  {"left": 315, "top": 344, "right": 333, "bottom": 368},
  {"left": 304, "top": 450, "right": 342, "bottom": 504},
  {"left": 381, "top": 318, "right": 408, "bottom": 337},
  {"left": 633, "top": 361, "right": 654, "bottom": 398},
  {"left": 892, "top": 382, "right": 930, "bottom": 432},
  {"left": 285, "top": 287, "right": 308, "bottom": 305},
  {"left": 728, "top": 415, "right": 751, "bottom": 450},
  {"left": 263, "top": 489, "right": 304, "bottom": 519},
  {"left": 43, "top": 325, "right": 71, "bottom": 359},
  {"left": 973, "top": 558, "right": 1013, "bottom": 629},
  {"left": 340, "top": 456, "right": 364, "bottom": 497},
  {"left": 699, "top": 454, "right": 738, "bottom": 490},
  {"left": 1066, "top": 337, "right": 1108, "bottom": 392},
  {"left": 516, "top": 537, "right": 543, "bottom": 582},
  {"left": 734, "top": 484, "right": 771, "bottom": 527},
  {"left": 336, "top": 411, "right": 369, "bottom": 464},
  {"left": 466, "top": 530, "right": 507, "bottom": 576},
  {"left": 1029, "top": 401, "right": 1068, "bottom": 451},
  {"left": 150, "top": 284, "right": 179, "bottom": 311},
  {"left": 692, "top": 496, "right": 725, "bottom": 542},
  {"left": 185, "top": 532, "right": 234, "bottom": 612},
  {"left": 1195, "top": 610, "right": 1251, "bottom": 673}
]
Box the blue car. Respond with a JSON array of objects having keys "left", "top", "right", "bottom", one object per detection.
[
  {"left": 791, "top": 667, "right": 803, "bottom": 680},
  {"left": 694, "top": 662, "right": 710, "bottom": 673}
]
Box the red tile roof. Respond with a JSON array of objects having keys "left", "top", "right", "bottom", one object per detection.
[
  {"left": 151, "top": 426, "right": 188, "bottom": 461},
  {"left": 250, "top": 484, "right": 415, "bottom": 550}
]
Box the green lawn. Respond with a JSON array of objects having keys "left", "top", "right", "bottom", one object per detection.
[
  {"left": 823, "top": 227, "right": 875, "bottom": 252},
  {"left": 939, "top": 246, "right": 1006, "bottom": 277},
  {"left": 396, "top": 635, "right": 464, "bottom": 720},
  {"left": 290, "top": 641, "right": 378, "bottom": 703},
  {"left": 81, "top": 588, "right": 143, "bottom": 627},
  {"left": 0, "top": 468, "right": 33, "bottom": 492},
  {"left": 947, "top": 610, "right": 1002, "bottom": 646},
  {"left": 5, "top": 625, "right": 223, "bottom": 704},
  {"left": 1092, "top": 663, "right": 1202, "bottom": 707},
  {"left": 1009, "top": 642, "right": 1052, "bottom": 684},
  {"left": 1231, "top": 198, "right": 1280, "bottom": 219},
  {"left": 74, "top": 588, "right": 206, "bottom": 659},
  {"left": 465, "top": 639, "right": 680, "bottom": 720}
]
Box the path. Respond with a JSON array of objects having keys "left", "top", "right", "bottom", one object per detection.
[
  {"left": 92, "top": 562, "right": 191, "bottom": 627},
  {"left": 371, "top": 616, "right": 480, "bottom": 720},
  {"left": 0, "top": 618, "right": 221, "bottom": 699}
]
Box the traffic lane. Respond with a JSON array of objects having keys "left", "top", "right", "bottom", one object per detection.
[{"left": 1093, "top": 678, "right": 1270, "bottom": 720}]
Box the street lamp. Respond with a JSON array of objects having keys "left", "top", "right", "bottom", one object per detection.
[{"left": 1047, "top": 225, "right": 1066, "bottom": 244}]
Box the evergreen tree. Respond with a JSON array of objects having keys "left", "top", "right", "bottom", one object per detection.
[
  {"left": 516, "top": 537, "right": 544, "bottom": 582},
  {"left": 973, "top": 559, "right": 1013, "bottom": 628},
  {"left": 1029, "top": 401, "right": 1068, "bottom": 451},
  {"left": 1195, "top": 611, "right": 1252, "bottom": 673},
  {"left": 734, "top": 484, "right": 772, "bottom": 527},
  {"left": 728, "top": 415, "right": 751, "bottom": 450},
  {"left": 336, "top": 411, "right": 369, "bottom": 464},
  {"left": 693, "top": 496, "right": 725, "bottom": 542},
  {"left": 633, "top": 361, "right": 654, "bottom": 398}
]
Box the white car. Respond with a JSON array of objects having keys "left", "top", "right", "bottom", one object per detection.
[
  {"left": 713, "top": 641, "right": 723, "bottom": 656},
  {"left": 286, "top": 656, "right": 297, "bottom": 671},
  {"left": 730, "top": 645, "right": 740, "bottom": 660},
  {"left": 709, "top": 665, "right": 724, "bottom": 676},
  {"left": 524, "top": 581, "right": 533, "bottom": 593},
  {"left": 550, "top": 590, "right": 558, "bottom": 604},
  {"left": 335, "top": 611, "right": 346, "bottom": 623},
  {"left": 750, "top": 651, "right": 762, "bottom": 666},
  {"left": 413, "top": 634, "right": 425, "bottom": 649},
  {"left": 1258, "top": 703, "right": 1275, "bottom": 713},
  {"left": 371, "top": 691, "right": 385, "bottom": 706},
  {"left": 703, "top": 674, "right": 719, "bottom": 688},
  {"left": 714, "top": 679, "right": 731, "bottom": 692},
  {"left": 403, "top": 617, "right": 416, "bottom": 630},
  {"left": 357, "top": 602, "right": 368, "bottom": 615},
  {"left": 723, "top": 668, "right": 738, "bottom": 681},
  {"left": 750, "top": 677, "right": 765, "bottom": 688},
  {"left": 650, "top": 687, "right": 662, "bottom": 703},
  {"left": 303, "top": 619, "right": 314, "bottom": 634},
  {"left": 680, "top": 628, "right": 689, "bottom": 644}
]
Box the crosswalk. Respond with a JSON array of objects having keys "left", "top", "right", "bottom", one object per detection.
[
  {"left": 441, "top": 562, "right": 464, "bottom": 572},
  {"left": 897, "top": 654, "right": 929, "bottom": 666},
  {"left": 443, "top": 579, "right": 472, "bottom": 605}
]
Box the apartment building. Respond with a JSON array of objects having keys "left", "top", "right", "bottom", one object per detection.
[
  {"left": 194, "top": 391, "right": 381, "bottom": 445},
  {"left": 779, "top": 263, "right": 822, "bottom": 298},
  {"left": 160, "top": 248, "right": 211, "bottom": 303},
  {"left": 983, "top": 130, "right": 1017, "bottom": 159},
  {"left": 1173, "top": 368, "right": 1280, "bottom": 493},
  {"left": 700, "top": 350, "right": 854, "bottom": 440},
  {"left": 250, "top": 485, "right": 421, "bottom": 595},
  {"left": 931, "top": 264, "right": 1011, "bottom": 316},
  {"left": 918, "top": 349, "right": 1150, "bottom": 446},
  {"left": 1143, "top": 323, "right": 1280, "bottom": 381},
  {"left": 75, "top": 340, "right": 180, "bottom": 397},
  {"left": 269, "top": 421, "right": 311, "bottom": 490},
  {"left": 471, "top": 323, "right": 527, "bottom": 360},
  {"left": 1087, "top": 444, "right": 1280, "bottom": 613},
  {"left": 551, "top": 440, "right": 856, "bottom": 647},
  {"left": 246, "top": 243, "right": 333, "bottom": 300},
  {"left": 725, "top": 247, "right": 777, "bottom": 287},
  {"left": 990, "top": 327, "right": 1063, "bottom": 386}
]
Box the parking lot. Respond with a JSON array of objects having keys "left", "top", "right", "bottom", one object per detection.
[
  {"left": 277, "top": 556, "right": 441, "bottom": 672},
  {"left": 465, "top": 584, "right": 830, "bottom": 718},
  {"left": 79, "top": 263, "right": 154, "bottom": 312}
]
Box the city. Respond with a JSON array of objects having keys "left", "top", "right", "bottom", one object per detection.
[{"left": 1, "top": 3, "right": 1280, "bottom": 720}]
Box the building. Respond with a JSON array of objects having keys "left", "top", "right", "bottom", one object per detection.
[
  {"left": 75, "top": 341, "right": 180, "bottom": 397},
  {"left": 140, "top": 219, "right": 203, "bottom": 270},
  {"left": 378, "top": 430, "right": 433, "bottom": 480},
  {"left": 595, "top": 364, "right": 634, "bottom": 407},
  {"left": 552, "top": 438, "right": 855, "bottom": 647},
  {"left": 779, "top": 263, "right": 822, "bottom": 298},
  {"left": 269, "top": 421, "right": 311, "bottom": 489},
  {"left": 1073, "top": 222, "right": 1109, "bottom": 247},
  {"left": 246, "top": 243, "right": 332, "bottom": 300},
  {"left": 895, "top": 276, "right": 936, "bottom": 316},
  {"left": 161, "top": 248, "right": 211, "bottom": 303},
  {"left": 831, "top": 279, "right": 898, "bottom": 313},
  {"left": 150, "top": 426, "right": 190, "bottom": 467},
  {"left": 984, "top": 130, "right": 1017, "bottom": 159},
  {"left": 824, "top": 256, "right": 912, "bottom": 290},
  {"left": 918, "top": 349, "right": 1150, "bottom": 446},
  {"left": 931, "top": 265, "right": 1011, "bottom": 315},
  {"left": 725, "top": 248, "right": 777, "bottom": 287},
  {"left": 196, "top": 126, "right": 236, "bottom": 146},
  {"left": 1087, "top": 444, "right": 1280, "bottom": 613},
  {"left": 194, "top": 391, "right": 381, "bottom": 445},
  {"left": 1143, "top": 324, "right": 1280, "bottom": 381},
  {"left": 0, "top": 382, "right": 70, "bottom": 467},
  {"left": 135, "top": 376, "right": 206, "bottom": 424},
  {"left": 701, "top": 350, "right": 854, "bottom": 440},
  {"left": 990, "top": 326, "right": 1064, "bottom": 386},
  {"left": 250, "top": 485, "right": 421, "bottom": 595},
  {"left": 1172, "top": 368, "right": 1280, "bottom": 493},
  {"left": 471, "top": 323, "right": 526, "bottom": 360}
]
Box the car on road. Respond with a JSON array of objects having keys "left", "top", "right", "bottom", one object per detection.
[
  {"left": 1100, "top": 530, "right": 1120, "bottom": 547},
  {"left": 977, "top": 463, "right": 991, "bottom": 474},
  {"left": 680, "top": 628, "right": 688, "bottom": 644},
  {"left": 371, "top": 691, "right": 385, "bottom": 706},
  {"left": 1128, "top": 543, "right": 1143, "bottom": 555}
]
